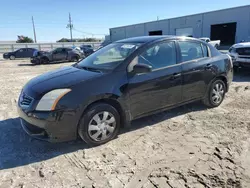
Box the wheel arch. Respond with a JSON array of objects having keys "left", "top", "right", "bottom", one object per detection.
[
  {"left": 77, "top": 95, "right": 129, "bottom": 136},
  {"left": 72, "top": 54, "right": 80, "bottom": 60},
  {"left": 215, "top": 75, "right": 228, "bottom": 92},
  {"left": 204, "top": 75, "right": 228, "bottom": 99}
]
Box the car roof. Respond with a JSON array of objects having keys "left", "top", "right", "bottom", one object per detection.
[
  {"left": 115, "top": 35, "right": 200, "bottom": 44},
  {"left": 16, "top": 48, "right": 36, "bottom": 50},
  {"left": 55, "top": 47, "right": 72, "bottom": 50}
]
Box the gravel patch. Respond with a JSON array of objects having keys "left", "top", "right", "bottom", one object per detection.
[{"left": 0, "top": 60, "right": 250, "bottom": 188}]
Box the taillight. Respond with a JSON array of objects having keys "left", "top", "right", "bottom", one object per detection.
[{"left": 227, "top": 54, "right": 233, "bottom": 68}]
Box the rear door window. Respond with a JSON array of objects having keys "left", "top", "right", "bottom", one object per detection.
[{"left": 178, "top": 41, "right": 204, "bottom": 62}]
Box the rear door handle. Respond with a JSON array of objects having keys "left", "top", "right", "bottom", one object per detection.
[
  {"left": 170, "top": 73, "right": 181, "bottom": 80},
  {"left": 205, "top": 64, "right": 212, "bottom": 70}
]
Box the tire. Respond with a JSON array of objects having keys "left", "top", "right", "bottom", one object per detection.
[
  {"left": 215, "top": 44, "right": 219, "bottom": 49},
  {"left": 72, "top": 55, "right": 80, "bottom": 62},
  {"left": 203, "top": 79, "right": 226, "bottom": 108},
  {"left": 10, "top": 55, "right": 15, "bottom": 60},
  {"left": 78, "top": 103, "right": 120, "bottom": 146}
]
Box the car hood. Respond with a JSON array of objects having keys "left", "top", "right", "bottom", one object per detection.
[
  {"left": 4, "top": 52, "right": 13, "bottom": 55},
  {"left": 23, "top": 66, "right": 102, "bottom": 98}
]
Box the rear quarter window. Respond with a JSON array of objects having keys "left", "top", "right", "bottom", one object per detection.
[
  {"left": 202, "top": 43, "right": 209, "bottom": 57},
  {"left": 207, "top": 43, "right": 220, "bottom": 57}
]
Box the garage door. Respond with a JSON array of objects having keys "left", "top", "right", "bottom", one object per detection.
[{"left": 176, "top": 28, "right": 193, "bottom": 37}]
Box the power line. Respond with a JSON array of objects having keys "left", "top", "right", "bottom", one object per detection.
[{"left": 73, "top": 28, "right": 106, "bottom": 36}]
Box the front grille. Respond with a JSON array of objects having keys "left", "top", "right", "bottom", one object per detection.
[
  {"left": 20, "top": 93, "right": 33, "bottom": 107},
  {"left": 239, "top": 56, "right": 250, "bottom": 59},
  {"left": 236, "top": 48, "right": 250, "bottom": 56}
]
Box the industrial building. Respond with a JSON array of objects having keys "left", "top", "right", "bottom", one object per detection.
[{"left": 109, "top": 5, "right": 250, "bottom": 45}]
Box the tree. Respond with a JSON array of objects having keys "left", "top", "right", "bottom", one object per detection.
[
  {"left": 16, "top": 35, "right": 34, "bottom": 43},
  {"left": 57, "top": 38, "right": 71, "bottom": 42},
  {"left": 57, "top": 38, "right": 102, "bottom": 43},
  {"left": 78, "top": 38, "right": 101, "bottom": 42}
]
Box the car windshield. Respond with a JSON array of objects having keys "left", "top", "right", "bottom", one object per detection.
[{"left": 76, "top": 43, "right": 141, "bottom": 70}]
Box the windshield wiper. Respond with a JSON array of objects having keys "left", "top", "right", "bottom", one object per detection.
[{"left": 76, "top": 65, "right": 102, "bottom": 73}]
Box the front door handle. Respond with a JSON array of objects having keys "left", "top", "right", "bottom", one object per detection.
[{"left": 170, "top": 73, "right": 181, "bottom": 80}]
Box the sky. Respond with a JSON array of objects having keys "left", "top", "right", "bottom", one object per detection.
[{"left": 0, "top": 0, "right": 249, "bottom": 42}]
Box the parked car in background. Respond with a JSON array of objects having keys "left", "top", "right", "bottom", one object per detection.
[
  {"left": 199, "top": 38, "right": 220, "bottom": 49},
  {"left": 31, "top": 47, "right": 84, "bottom": 64},
  {"left": 18, "top": 36, "right": 233, "bottom": 146},
  {"left": 97, "top": 41, "right": 112, "bottom": 50},
  {"left": 228, "top": 42, "right": 250, "bottom": 69},
  {"left": 72, "top": 46, "right": 82, "bottom": 53},
  {"left": 80, "top": 44, "right": 94, "bottom": 56},
  {"left": 3, "top": 48, "right": 37, "bottom": 60}
]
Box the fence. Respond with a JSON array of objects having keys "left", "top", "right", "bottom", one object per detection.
[{"left": 0, "top": 42, "right": 102, "bottom": 53}]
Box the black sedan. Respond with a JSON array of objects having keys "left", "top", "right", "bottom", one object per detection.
[
  {"left": 3, "top": 48, "right": 37, "bottom": 60},
  {"left": 31, "top": 47, "right": 84, "bottom": 64},
  {"left": 18, "top": 36, "right": 233, "bottom": 146}
]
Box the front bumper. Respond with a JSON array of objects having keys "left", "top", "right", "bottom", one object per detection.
[
  {"left": 31, "top": 58, "right": 40, "bottom": 64},
  {"left": 17, "top": 106, "right": 78, "bottom": 142},
  {"left": 233, "top": 57, "right": 250, "bottom": 68},
  {"left": 3, "top": 54, "right": 9, "bottom": 59}
]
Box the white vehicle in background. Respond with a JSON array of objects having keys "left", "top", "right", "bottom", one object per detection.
[
  {"left": 228, "top": 42, "right": 250, "bottom": 69},
  {"left": 199, "top": 38, "right": 221, "bottom": 49}
]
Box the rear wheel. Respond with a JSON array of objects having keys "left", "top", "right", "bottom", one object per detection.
[
  {"left": 203, "top": 79, "right": 226, "bottom": 107},
  {"left": 10, "top": 55, "right": 15, "bottom": 60},
  {"left": 78, "top": 103, "right": 120, "bottom": 146},
  {"left": 215, "top": 44, "right": 219, "bottom": 49}
]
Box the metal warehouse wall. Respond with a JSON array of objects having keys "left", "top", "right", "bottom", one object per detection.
[{"left": 110, "top": 5, "right": 250, "bottom": 43}]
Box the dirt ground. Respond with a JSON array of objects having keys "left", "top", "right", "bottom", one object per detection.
[{"left": 0, "top": 59, "right": 250, "bottom": 188}]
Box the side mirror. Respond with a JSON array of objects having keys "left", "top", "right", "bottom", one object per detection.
[{"left": 133, "top": 63, "right": 152, "bottom": 74}]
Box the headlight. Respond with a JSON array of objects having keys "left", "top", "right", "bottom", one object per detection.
[{"left": 36, "top": 89, "right": 71, "bottom": 111}]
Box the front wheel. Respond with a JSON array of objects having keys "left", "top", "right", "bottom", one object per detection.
[
  {"left": 10, "top": 55, "right": 15, "bottom": 60},
  {"left": 203, "top": 79, "right": 226, "bottom": 108},
  {"left": 78, "top": 103, "right": 120, "bottom": 146},
  {"left": 41, "top": 58, "right": 49, "bottom": 64},
  {"left": 72, "top": 56, "right": 80, "bottom": 62}
]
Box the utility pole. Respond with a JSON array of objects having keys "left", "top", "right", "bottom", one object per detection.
[
  {"left": 67, "top": 13, "right": 73, "bottom": 42},
  {"left": 32, "top": 16, "right": 37, "bottom": 43}
]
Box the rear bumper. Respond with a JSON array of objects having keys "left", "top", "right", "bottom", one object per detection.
[{"left": 17, "top": 106, "right": 78, "bottom": 142}]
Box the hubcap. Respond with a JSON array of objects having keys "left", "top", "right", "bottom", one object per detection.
[
  {"left": 212, "top": 83, "right": 224, "bottom": 104},
  {"left": 88, "top": 111, "right": 116, "bottom": 141}
]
